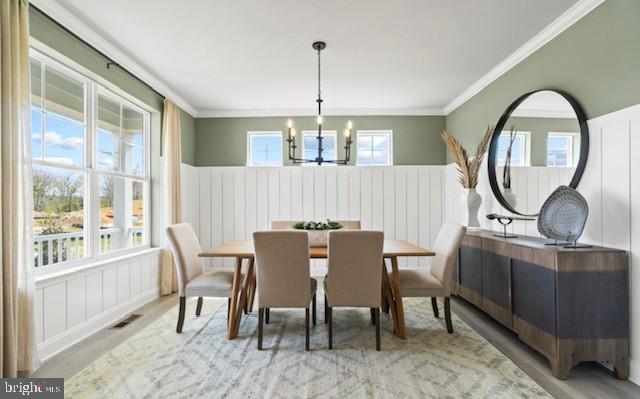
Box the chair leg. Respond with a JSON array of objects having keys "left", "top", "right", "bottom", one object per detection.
[
  {"left": 258, "top": 308, "right": 264, "bottom": 350},
  {"left": 375, "top": 308, "right": 381, "bottom": 351},
  {"left": 305, "top": 307, "right": 310, "bottom": 351},
  {"left": 312, "top": 294, "right": 317, "bottom": 325},
  {"left": 265, "top": 308, "right": 270, "bottom": 324},
  {"left": 227, "top": 297, "right": 231, "bottom": 324},
  {"left": 444, "top": 297, "right": 453, "bottom": 334},
  {"left": 324, "top": 294, "right": 328, "bottom": 324},
  {"left": 196, "top": 297, "right": 203, "bottom": 317},
  {"left": 176, "top": 296, "right": 186, "bottom": 333},
  {"left": 370, "top": 308, "right": 375, "bottom": 325},
  {"left": 328, "top": 306, "right": 333, "bottom": 349},
  {"left": 431, "top": 297, "right": 439, "bottom": 318}
]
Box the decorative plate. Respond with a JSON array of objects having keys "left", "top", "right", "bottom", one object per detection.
[{"left": 537, "top": 185, "right": 589, "bottom": 243}]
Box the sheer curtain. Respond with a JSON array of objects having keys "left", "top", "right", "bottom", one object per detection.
[
  {"left": 1, "top": 0, "right": 40, "bottom": 376},
  {"left": 160, "top": 99, "right": 182, "bottom": 295}
]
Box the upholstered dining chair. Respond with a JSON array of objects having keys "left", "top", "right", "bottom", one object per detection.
[
  {"left": 271, "top": 220, "right": 361, "bottom": 230},
  {"left": 390, "top": 223, "right": 466, "bottom": 333},
  {"left": 253, "top": 231, "right": 317, "bottom": 350},
  {"left": 324, "top": 230, "right": 385, "bottom": 350},
  {"left": 165, "top": 223, "right": 242, "bottom": 333}
]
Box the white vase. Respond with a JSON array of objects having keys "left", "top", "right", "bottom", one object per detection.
[
  {"left": 464, "top": 188, "right": 482, "bottom": 230},
  {"left": 503, "top": 187, "right": 517, "bottom": 209},
  {"left": 307, "top": 230, "right": 328, "bottom": 247}
]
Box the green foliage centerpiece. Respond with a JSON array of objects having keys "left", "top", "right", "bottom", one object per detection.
[{"left": 292, "top": 219, "right": 343, "bottom": 247}]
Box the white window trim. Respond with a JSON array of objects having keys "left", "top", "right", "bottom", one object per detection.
[
  {"left": 301, "top": 130, "right": 337, "bottom": 166},
  {"left": 355, "top": 130, "right": 393, "bottom": 166},
  {"left": 499, "top": 130, "right": 531, "bottom": 167},
  {"left": 547, "top": 132, "right": 578, "bottom": 167},
  {"left": 30, "top": 45, "right": 151, "bottom": 276},
  {"left": 246, "top": 131, "right": 283, "bottom": 167}
]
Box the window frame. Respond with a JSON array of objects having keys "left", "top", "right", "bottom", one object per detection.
[
  {"left": 246, "top": 131, "right": 283, "bottom": 167},
  {"left": 498, "top": 130, "right": 531, "bottom": 167},
  {"left": 301, "top": 130, "right": 337, "bottom": 166},
  {"left": 355, "top": 130, "right": 393, "bottom": 166},
  {"left": 30, "top": 45, "right": 151, "bottom": 275},
  {"left": 547, "top": 132, "right": 578, "bottom": 167}
]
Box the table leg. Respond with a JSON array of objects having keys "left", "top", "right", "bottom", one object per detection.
[
  {"left": 247, "top": 264, "right": 256, "bottom": 313},
  {"left": 231, "top": 257, "right": 254, "bottom": 338},
  {"left": 381, "top": 260, "right": 400, "bottom": 336},
  {"left": 389, "top": 256, "right": 406, "bottom": 339},
  {"left": 227, "top": 257, "right": 243, "bottom": 339}
]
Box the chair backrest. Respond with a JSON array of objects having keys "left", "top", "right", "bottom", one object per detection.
[
  {"left": 429, "top": 223, "right": 466, "bottom": 293},
  {"left": 253, "top": 231, "right": 312, "bottom": 308},
  {"left": 326, "top": 230, "right": 384, "bottom": 308},
  {"left": 165, "top": 223, "right": 204, "bottom": 296},
  {"left": 271, "top": 220, "right": 361, "bottom": 230}
]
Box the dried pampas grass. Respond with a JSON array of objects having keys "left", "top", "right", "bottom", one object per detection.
[{"left": 441, "top": 126, "right": 493, "bottom": 189}]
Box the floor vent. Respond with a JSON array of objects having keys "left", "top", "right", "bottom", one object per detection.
[{"left": 110, "top": 314, "right": 142, "bottom": 329}]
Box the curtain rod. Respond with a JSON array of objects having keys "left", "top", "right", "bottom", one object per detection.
[{"left": 30, "top": 4, "right": 166, "bottom": 101}]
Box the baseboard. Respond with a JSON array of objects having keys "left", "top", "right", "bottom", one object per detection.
[
  {"left": 37, "top": 288, "right": 161, "bottom": 361},
  {"left": 630, "top": 358, "right": 640, "bottom": 386}
]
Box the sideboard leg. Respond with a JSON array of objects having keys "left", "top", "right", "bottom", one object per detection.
[
  {"left": 550, "top": 356, "right": 571, "bottom": 380},
  {"left": 614, "top": 359, "right": 630, "bottom": 380}
]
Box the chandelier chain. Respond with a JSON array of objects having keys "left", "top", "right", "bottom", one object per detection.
[{"left": 317, "top": 47, "right": 321, "bottom": 101}]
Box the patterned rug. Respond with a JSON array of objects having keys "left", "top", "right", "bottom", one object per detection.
[{"left": 65, "top": 295, "right": 550, "bottom": 398}]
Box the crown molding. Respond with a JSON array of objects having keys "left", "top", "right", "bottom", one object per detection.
[
  {"left": 31, "top": 0, "right": 198, "bottom": 116},
  {"left": 195, "top": 107, "right": 444, "bottom": 118},
  {"left": 443, "top": 0, "right": 605, "bottom": 115}
]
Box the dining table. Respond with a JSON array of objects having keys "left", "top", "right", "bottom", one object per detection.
[{"left": 199, "top": 240, "right": 435, "bottom": 340}]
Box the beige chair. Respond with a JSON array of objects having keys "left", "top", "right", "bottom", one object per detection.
[
  {"left": 271, "top": 220, "right": 361, "bottom": 230},
  {"left": 391, "top": 223, "right": 466, "bottom": 333},
  {"left": 324, "top": 230, "right": 384, "bottom": 350},
  {"left": 253, "top": 231, "right": 317, "bottom": 350},
  {"left": 165, "top": 223, "right": 241, "bottom": 333}
]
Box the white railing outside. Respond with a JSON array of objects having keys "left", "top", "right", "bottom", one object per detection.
[{"left": 34, "top": 227, "right": 144, "bottom": 268}]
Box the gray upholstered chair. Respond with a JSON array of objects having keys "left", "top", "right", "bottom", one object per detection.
[
  {"left": 253, "top": 231, "right": 317, "bottom": 350},
  {"left": 165, "top": 223, "right": 241, "bottom": 333},
  {"left": 271, "top": 220, "right": 361, "bottom": 230},
  {"left": 324, "top": 230, "right": 385, "bottom": 350},
  {"left": 391, "top": 223, "right": 466, "bottom": 333}
]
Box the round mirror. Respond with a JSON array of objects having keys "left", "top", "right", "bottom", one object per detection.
[{"left": 488, "top": 90, "right": 589, "bottom": 216}]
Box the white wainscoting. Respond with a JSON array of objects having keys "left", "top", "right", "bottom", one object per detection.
[
  {"left": 180, "top": 165, "right": 446, "bottom": 274},
  {"left": 445, "top": 104, "right": 640, "bottom": 384},
  {"left": 35, "top": 249, "right": 162, "bottom": 360}
]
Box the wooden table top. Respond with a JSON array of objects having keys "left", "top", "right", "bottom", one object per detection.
[{"left": 199, "top": 240, "right": 434, "bottom": 258}]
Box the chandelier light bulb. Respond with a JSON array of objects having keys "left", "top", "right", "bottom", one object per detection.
[
  {"left": 347, "top": 120, "right": 353, "bottom": 129},
  {"left": 344, "top": 129, "right": 350, "bottom": 137},
  {"left": 291, "top": 128, "right": 296, "bottom": 137},
  {"left": 287, "top": 119, "right": 293, "bottom": 128},
  {"left": 317, "top": 115, "right": 323, "bottom": 125}
]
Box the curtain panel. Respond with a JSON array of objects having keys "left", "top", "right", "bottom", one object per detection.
[
  {"left": 0, "top": 0, "right": 40, "bottom": 377},
  {"left": 160, "top": 99, "right": 182, "bottom": 295}
]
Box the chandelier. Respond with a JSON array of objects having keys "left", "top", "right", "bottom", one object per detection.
[{"left": 286, "top": 41, "right": 353, "bottom": 165}]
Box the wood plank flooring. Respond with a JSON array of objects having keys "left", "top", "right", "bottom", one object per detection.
[{"left": 34, "top": 294, "right": 640, "bottom": 399}]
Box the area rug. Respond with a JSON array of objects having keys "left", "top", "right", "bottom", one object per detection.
[{"left": 65, "top": 295, "right": 550, "bottom": 398}]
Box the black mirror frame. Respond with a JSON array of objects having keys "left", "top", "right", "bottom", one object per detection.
[{"left": 487, "top": 89, "right": 589, "bottom": 216}]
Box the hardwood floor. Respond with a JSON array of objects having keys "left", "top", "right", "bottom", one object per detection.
[{"left": 34, "top": 294, "right": 640, "bottom": 398}]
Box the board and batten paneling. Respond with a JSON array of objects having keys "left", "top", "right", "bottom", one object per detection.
[
  {"left": 180, "top": 165, "right": 446, "bottom": 273},
  {"left": 445, "top": 104, "right": 640, "bottom": 384},
  {"left": 35, "top": 249, "right": 162, "bottom": 360}
]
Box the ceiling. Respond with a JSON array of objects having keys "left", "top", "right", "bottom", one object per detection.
[{"left": 53, "top": 0, "right": 581, "bottom": 116}]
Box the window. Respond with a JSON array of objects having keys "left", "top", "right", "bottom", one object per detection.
[
  {"left": 356, "top": 130, "right": 393, "bottom": 166},
  {"left": 302, "top": 130, "right": 337, "bottom": 164},
  {"left": 247, "top": 131, "right": 283, "bottom": 166},
  {"left": 30, "top": 49, "right": 149, "bottom": 269},
  {"left": 496, "top": 131, "right": 530, "bottom": 167},
  {"left": 547, "top": 132, "right": 579, "bottom": 167}
]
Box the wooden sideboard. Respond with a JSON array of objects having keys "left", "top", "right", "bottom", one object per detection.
[{"left": 453, "top": 230, "right": 629, "bottom": 379}]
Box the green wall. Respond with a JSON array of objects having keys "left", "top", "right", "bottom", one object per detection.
[
  {"left": 180, "top": 110, "right": 196, "bottom": 165},
  {"left": 445, "top": 0, "right": 640, "bottom": 160},
  {"left": 505, "top": 117, "right": 579, "bottom": 166},
  {"left": 195, "top": 115, "right": 446, "bottom": 166},
  {"left": 30, "top": 7, "right": 196, "bottom": 246}
]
